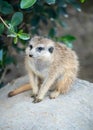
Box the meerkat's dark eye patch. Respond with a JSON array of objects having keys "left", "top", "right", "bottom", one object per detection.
[
  {"left": 37, "top": 47, "right": 44, "bottom": 52},
  {"left": 48, "top": 47, "right": 54, "bottom": 53},
  {"left": 29, "top": 45, "right": 33, "bottom": 49}
]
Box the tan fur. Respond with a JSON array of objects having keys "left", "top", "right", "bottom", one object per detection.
[
  {"left": 8, "top": 36, "right": 79, "bottom": 103},
  {"left": 8, "top": 84, "right": 31, "bottom": 97}
]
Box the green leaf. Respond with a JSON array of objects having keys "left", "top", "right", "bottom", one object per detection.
[
  {"left": 11, "top": 12, "right": 23, "bottom": 26},
  {"left": 14, "top": 37, "right": 18, "bottom": 44},
  {"left": 20, "top": 0, "right": 37, "bottom": 9},
  {"left": 55, "top": 35, "right": 76, "bottom": 48},
  {"left": 18, "top": 29, "right": 23, "bottom": 33},
  {"left": 7, "top": 34, "right": 17, "bottom": 38},
  {"left": 45, "top": 0, "right": 56, "bottom": 4},
  {"left": 18, "top": 32, "right": 30, "bottom": 40},
  {"left": 0, "top": 23, "right": 4, "bottom": 34},
  {"left": 61, "top": 35, "right": 76, "bottom": 43},
  {"left": 0, "top": 49, "right": 3, "bottom": 61},
  {"left": 64, "top": 41, "right": 73, "bottom": 48},
  {"left": 8, "top": 24, "right": 15, "bottom": 32},
  {"left": 80, "top": 0, "right": 85, "bottom": 3},
  {"left": 0, "top": 1, "right": 13, "bottom": 15},
  {"left": 7, "top": 24, "right": 17, "bottom": 38}
]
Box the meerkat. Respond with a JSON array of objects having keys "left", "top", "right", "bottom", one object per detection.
[{"left": 8, "top": 36, "right": 79, "bottom": 103}]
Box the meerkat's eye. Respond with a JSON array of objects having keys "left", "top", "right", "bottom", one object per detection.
[
  {"left": 48, "top": 47, "right": 54, "bottom": 53},
  {"left": 29, "top": 45, "right": 33, "bottom": 49},
  {"left": 37, "top": 47, "right": 44, "bottom": 52}
]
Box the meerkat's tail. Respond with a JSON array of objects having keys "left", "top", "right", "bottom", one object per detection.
[{"left": 8, "top": 83, "right": 31, "bottom": 97}]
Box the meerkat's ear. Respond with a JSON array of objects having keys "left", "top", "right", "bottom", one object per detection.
[{"left": 48, "top": 47, "right": 54, "bottom": 53}]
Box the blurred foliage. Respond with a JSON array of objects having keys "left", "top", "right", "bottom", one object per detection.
[
  {"left": 0, "top": 0, "right": 84, "bottom": 85},
  {"left": 80, "top": 0, "right": 86, "bottom": 3}
]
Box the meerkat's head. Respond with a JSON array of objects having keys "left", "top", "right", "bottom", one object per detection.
[{"left": 26, "top": 36, "right": 55, "bottom": 61}]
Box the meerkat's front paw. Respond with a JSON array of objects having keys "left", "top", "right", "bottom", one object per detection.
[
  {"left": 49, "top": 90, "right": 60, "bottom": 99},
  {"left": 32, "top": 97, "right": 42, "bottom": 103},
  {"left": 31, "top": 94, "right": 37, "bottom": 98},
  {"left": 31, "top": 89, "right": 38, "bottom": 98}
]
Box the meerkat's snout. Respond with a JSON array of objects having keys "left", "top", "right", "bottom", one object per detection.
[{"left": 25, "top": 45, "right": 34, "bottom": 58}]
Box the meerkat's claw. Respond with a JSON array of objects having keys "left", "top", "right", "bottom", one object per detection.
[
  {"left": 31, "top": 94, "right": 37, "bottom": 98},
  {"left": 33, "top": 97, "right": 42, "bottom": 103}
]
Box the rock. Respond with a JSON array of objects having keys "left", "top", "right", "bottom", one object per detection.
[{"left": 0, "top": 75, "right": 93, "bottom": 130}]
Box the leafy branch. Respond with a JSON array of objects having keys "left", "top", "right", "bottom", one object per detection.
[
  {"left": 80, "top": 0, "right": 86, "bottom": 3},
  {"left": 0, "top": 13, "right": 30, "bottom": 44}
]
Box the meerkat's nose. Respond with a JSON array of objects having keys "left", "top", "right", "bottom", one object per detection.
[{"left": 29, "top": 54, "right": 33, "bottom": 57}]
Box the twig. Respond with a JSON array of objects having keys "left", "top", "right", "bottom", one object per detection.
[{"left": 0, "top": 16, "right": 10, "bottom": 29}]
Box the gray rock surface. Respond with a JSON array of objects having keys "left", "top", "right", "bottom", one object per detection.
[{"left": 0, "top": 75, "right": 93, "bottom": 130}]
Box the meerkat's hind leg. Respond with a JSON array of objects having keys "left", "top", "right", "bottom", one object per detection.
[
  {"left": 49, "top": 78, "right": 65, "bottom": 99},
  {"left": 49, "top": 90, "right": 60, "bottom": 99},
  {"left": 50, "top": 75, "right": 74, "bottom": 99},
  {"left": 60, "top": 76, "right": 75, "bottom": 94}
]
